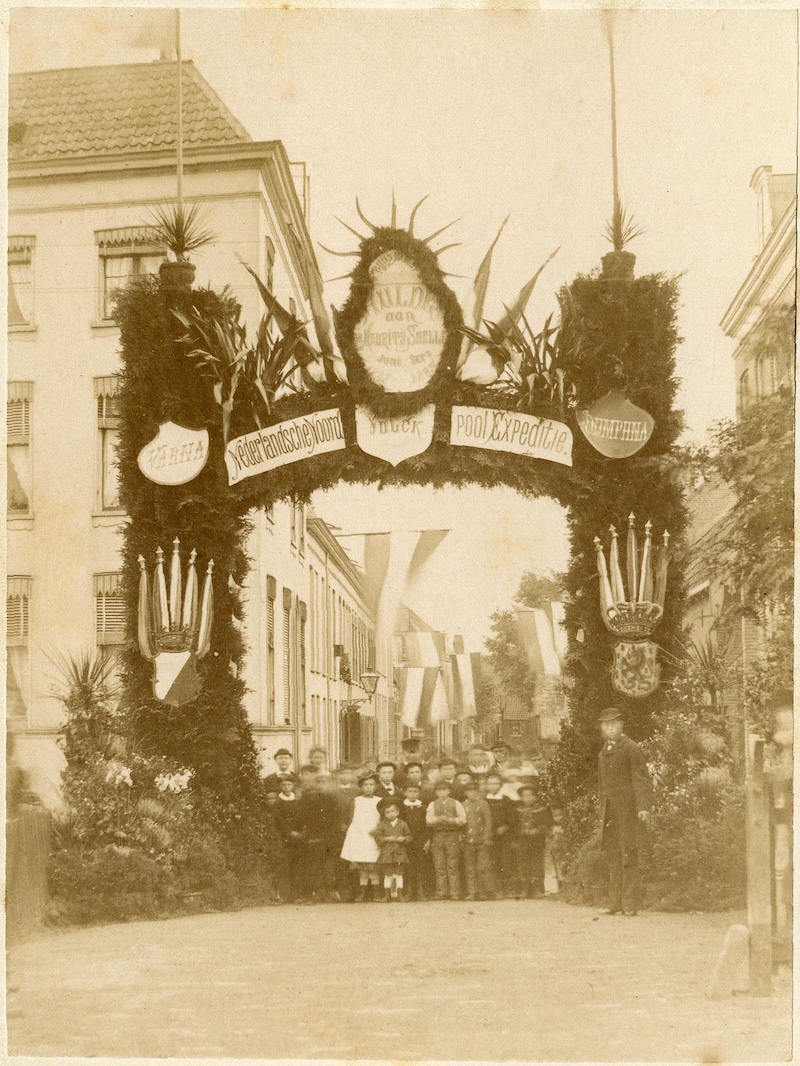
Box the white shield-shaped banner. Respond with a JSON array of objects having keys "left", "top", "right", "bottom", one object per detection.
[
  {"left": 612, "top": 640, "right": 661, "bottom": 699},
  {"left": 576, "top": 390, "right": 654, "bottom": 459},
  {"left": 355, "top": 404, "right": 435, "bottom": 466},
  {"left": 153, "top": 651, "right": 201, "bottom": 707},
  {"left": 138, "top": 422, "right": 209, "bottom": 486}
]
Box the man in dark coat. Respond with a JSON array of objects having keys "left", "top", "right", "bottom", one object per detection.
[
  {"left": 295, "top": 773, "right": 340, "bottom": 902},
  {"left": 597, "top": 707, "right": 653, "bottom": 916},
  {"left": 263, "top": 748, "right": 297, "bottom": 794}
]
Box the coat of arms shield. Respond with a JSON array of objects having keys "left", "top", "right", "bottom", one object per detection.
[{"left": 611, "top": 640, "right": 661, "bottom": 699}]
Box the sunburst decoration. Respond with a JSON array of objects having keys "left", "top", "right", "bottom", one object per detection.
[
  {"left": 329, "top": 197, "right": 465, "bottom": 420},
  {"left": 318, "top": 197, "right": 462, "bottom": 262}
]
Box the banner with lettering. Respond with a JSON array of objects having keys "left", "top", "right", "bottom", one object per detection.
[
  {"left": 576, "top": 389, "right": 654, "bottom": 458},
  {"left": 225, "top": 409, "right": 345, "bottom": 486},
  {"left": 450, "top": 405, "right": 573, "bottom": 467},
  {"left": 355, "top": 404, "right": 435, "bottom": 466}
]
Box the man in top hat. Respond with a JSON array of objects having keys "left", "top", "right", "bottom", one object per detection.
[
  {"left": 263, "top": 748, "right": 297, "bottom": 794},
  {"left": 597, "top": 707, "right": 653, "bottom": 917}
]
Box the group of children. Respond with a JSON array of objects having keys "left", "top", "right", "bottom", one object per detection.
[{"left": 265, "top": 744, "right": 561, "bottom": 904}]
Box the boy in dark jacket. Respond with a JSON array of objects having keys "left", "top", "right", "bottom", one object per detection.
[
  {"left": 296, "top": 773, "right": 340, "bottom": 902},
  {"left": 515, "top": 783, "right": 553, "bottom": 898},
  {"left": 462, "top": 778, "right": 493, "bottom": 900},
  {"left": 402, "top": 782, "right": 431, "bottom": 900},
  {"left": 374, "top": 799, "right": 412, "bottom": 900},
  {"left": 273, "top": 777, "right": 303, "bottom": 902},
  {"left": 485, "top": 771, "right": 516, "bottom": 898}
]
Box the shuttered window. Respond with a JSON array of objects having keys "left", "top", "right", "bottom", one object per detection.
[
  {"left": 282, "top": 588, "right": 292, "bottom": 725},
  {"left": 299, "top": 601, "right": 308, "bottom": 725},
  {"left": 7, "top": 382, "right": 33, "bottom": 516},
  {"left": 266, "top": 575, "right": 276, "bottom": 723},
  {"left": 7, "top": 577, "right": 31, "bottom": 719},
  {"left": 95, "top": 573, "right": 125, "bottom": 645}
]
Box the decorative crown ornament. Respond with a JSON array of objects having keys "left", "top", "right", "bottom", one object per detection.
[
  {"left": 137, "top": 538, "right": 214, "bottom": 707},
  {"left": 594, "top": 515, "right": 669, "bottom": 699},
  {"left": 594, "top": 514, "right": 669, "bottom": 639}
]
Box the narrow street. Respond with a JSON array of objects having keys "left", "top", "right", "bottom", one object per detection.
[{"left": 8, "top": 899, "right": 791, "bottom": 1061}]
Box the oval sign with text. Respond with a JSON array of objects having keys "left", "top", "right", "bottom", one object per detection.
[
  {"left": 354, "top": 251, "right": 446, "bottom": 393},
  {"left": 137, "top": 421, "right": 209, "bottom": 486},
  {"left": 576, "top": 390, "right": 654, "bottom": 459}
]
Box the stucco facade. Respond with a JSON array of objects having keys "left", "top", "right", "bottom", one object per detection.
[{"left": 6, "top": 62, "right": 389, "bottom": 803}]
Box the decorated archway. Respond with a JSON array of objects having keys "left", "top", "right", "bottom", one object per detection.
[{"left": 114, "top": 205, "right": 686, "bottom": 842}]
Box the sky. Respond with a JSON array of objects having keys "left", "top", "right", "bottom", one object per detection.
[{"left": 8, "top": 4, "right": 797, "bottom": 647}]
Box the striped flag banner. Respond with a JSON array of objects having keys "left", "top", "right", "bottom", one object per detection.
[
  {"left": 400, "top": 667, "right": 426, "bottom": 729},
  {"left": 452, "top": 654, "right": 477, "bottom": 719}
]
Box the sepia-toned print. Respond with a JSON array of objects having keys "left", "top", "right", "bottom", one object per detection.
[{"left": 6, "top": 5, "right": 795, "bottom": 1062}]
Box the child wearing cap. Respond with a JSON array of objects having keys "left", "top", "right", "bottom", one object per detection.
[
  {"left": 462, "top": 778, "right": 493, "bottom": 901},
  {"left": 374, "top": 799, "right": 412, "bottom": 900},
  {"left": 340, "top": 772, "right": 382, "bottom": 901},
  {"left": 273, "top": 777, "right": 303, "bottom": 903},
  {"left": 515, "top": 783, "right": 554, "bottom": 898},
  {"left": 426, "top": 780, "right": 467, "bottom": 900}
]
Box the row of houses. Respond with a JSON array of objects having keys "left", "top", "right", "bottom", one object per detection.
[
  {"left": 5, "top": 60, "right": 400, "bottom": 805},
  {"left": 7, "top": 59, "right": 499, "bottom": 805}
]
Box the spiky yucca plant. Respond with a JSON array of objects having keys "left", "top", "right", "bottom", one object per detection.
[{"left": 149, "top": 202, "right": 216, "bottom": 262}]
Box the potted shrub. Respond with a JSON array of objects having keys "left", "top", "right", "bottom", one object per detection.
[
  {"left": 601, "top": 202, "right": 642, "bottom": 281},
  {"left": 150, "top": 202, "right": 216, "bottom": 292}
]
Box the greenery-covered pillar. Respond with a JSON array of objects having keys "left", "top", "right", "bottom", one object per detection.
[
  {"left": 551, "top": 249, "right": 688, "bottom": 804},
  {"left": 114, "top": 275, "right": 265, "bottom": 840}
]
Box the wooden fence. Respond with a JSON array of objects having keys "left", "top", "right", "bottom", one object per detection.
[{"left": 7, "top": 803, "right": 51, "bottom": 943}]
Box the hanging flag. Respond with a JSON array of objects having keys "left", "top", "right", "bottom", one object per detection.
[
  {"left": 429, "top": 669, "right": 451, "bottom": 724},
  {"left": 363, "top": 529, "right": 449, "bottom": 651},
  {"left": 452, "top": 654, "right": 477, "bottom": 719},
  {"left": 399, "top": 667, "right": 425, "bottom": 728},
  {"left": 402, "top": 630, "right": 441, "bottom": 668}
]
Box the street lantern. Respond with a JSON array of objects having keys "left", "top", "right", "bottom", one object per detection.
[
  {"left": 359, "top": 668, "right": 382, "bottom": 699},
  {"left": 342, "top": 668, "right": 382, "bottom": 716}
]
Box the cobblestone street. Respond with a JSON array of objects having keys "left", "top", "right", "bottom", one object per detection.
[{"left": 7, "top": 899, "right": 792, "bottom": 1061}]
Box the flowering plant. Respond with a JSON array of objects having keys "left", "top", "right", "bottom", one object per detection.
[{"left": 155, "top": 769, "right": 194, "bottom": 794}]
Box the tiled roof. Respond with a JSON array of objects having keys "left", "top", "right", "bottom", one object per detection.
[
  {"left": 686, "top": 476, "right": 737, "bottom": 545},
  {"left": 9, "top": 61, "right": 251, "bottom": 163}
]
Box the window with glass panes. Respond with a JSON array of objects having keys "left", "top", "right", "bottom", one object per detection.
[
  {"left": 97, "top": 227, "right": 161, "bottom": 320},
  {"left": 7, "top": 577, "right": 31, "bottom": 719},
  {"left": 95, "top": 377, "right": 122, "bottom": 511},
  {"left": 7, "top": 382, "right": 33, "bottom": 516},
  {"left": 8, "top": 236, "right": 34, "bottom": 326}
]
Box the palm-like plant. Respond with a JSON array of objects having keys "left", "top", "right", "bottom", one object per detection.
[
  {"left": 461, "top": 310, "right": 575, "bottom": 413},
  {"left": 149, "top": 202, "right": 216, "bottom": 262},
  {"left": 605, "top": 200, "right": 644, "bottom": 253},
  {"left": 174, "top": 265, "right": 329, "bottom": 444}
]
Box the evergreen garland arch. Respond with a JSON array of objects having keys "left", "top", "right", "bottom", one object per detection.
[{"left": 113, "top": 232, "right": 687, "bottom": 871}]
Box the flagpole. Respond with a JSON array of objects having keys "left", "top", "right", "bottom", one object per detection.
[
  {"left": 175, "top": 8, "right": 184, "bottom": 211},
  {"left": 605, "top": 9, "right": 620, "bottom": 228}
]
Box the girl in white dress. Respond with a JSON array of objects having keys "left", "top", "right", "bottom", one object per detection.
[{"left": 340, "top": 772, "right": 381, "bottom": 900}]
